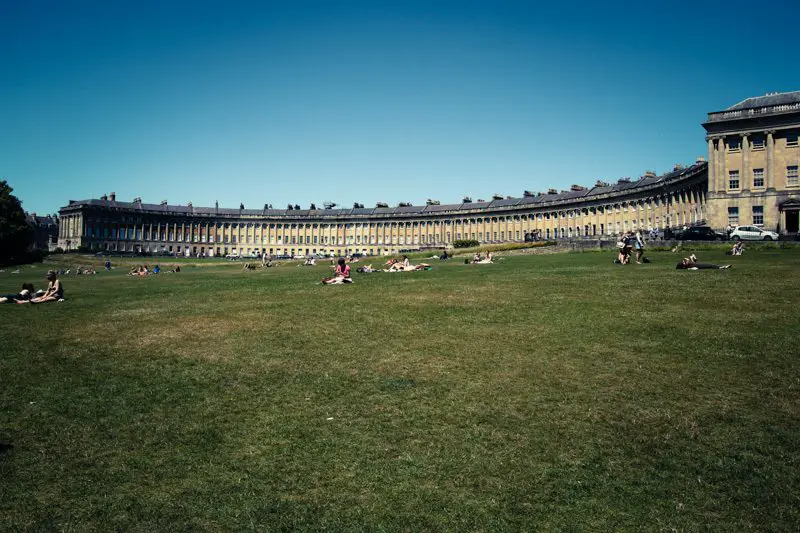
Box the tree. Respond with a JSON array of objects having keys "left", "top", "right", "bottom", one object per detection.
[{"left": 0, "top": 180, "right": 33, "bottom": 265}]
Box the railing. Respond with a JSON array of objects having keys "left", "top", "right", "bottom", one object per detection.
[{"left": 706, "top": 102, "right": 800, "bottom": 122}]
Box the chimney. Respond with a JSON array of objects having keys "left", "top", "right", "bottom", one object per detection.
[
  {"left": 109, "top": 192, "right": 116, "bottom": 201},
  {"left": 644, "top": 171, "right": 657, "bottom": 178},
  {"left": 547, "top": 188, "right": 558, "bottom": 194},
  {"left": 696, "top": 156, "right": 706, "bottom": 164},
  {"left": 570, "top": 184, "right": 586, "bottom": 191},
  {"left": 101, "top": 194, "right": 108, "bottom": 201}
]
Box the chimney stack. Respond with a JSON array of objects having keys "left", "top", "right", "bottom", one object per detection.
[{"left": 109, "top": 192, "right": 116, "bottom": 201}]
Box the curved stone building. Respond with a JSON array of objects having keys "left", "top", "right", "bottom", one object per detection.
[
  {"left": 58, "top": 91, "right": 800, "bottom": 255},
  {"left": 57, "top": 162, "right": 708, "bottom": 257}
]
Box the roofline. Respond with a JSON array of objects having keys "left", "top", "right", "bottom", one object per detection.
[{"left": 59, "top": 163, "right": 707, "bottom": 218}]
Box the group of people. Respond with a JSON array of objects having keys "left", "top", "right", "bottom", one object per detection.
[
  {"left": 53, "top": 266, "right": 96, "bottom": 275},
  {"left": 383, "top": 255, "right": 432, "bottom": 272},
  {"left": 128, "top": 264, "right": 180, "bottom": 276},
  {"left": 470, "top": 252, "right": 494, "bottom": 264},
  {"left": 616, "top": 230, "right": 646, "bottom": 265},
  {"left": 321, "top": 255, "right": 436, "bottom": 284},
  {"left": 0, "top": 271, "right": 63, "bottom": 304},
  {"left": 523, "top": 230, "right": 543, "bottom": 242}
]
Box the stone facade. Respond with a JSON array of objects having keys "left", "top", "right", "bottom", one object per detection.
[
  {"left": 58, "top": 167, "right": 708, "bottom": 256},
  {"left": 703, "top": 91, "right": 800, "bottom": 234},
  {"left": 27, "top": 213, "right": 59, "bottom": 251}
]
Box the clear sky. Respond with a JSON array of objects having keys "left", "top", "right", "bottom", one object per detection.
[{"left": 3, "top": 0, "right": 799, "bottom": 215}]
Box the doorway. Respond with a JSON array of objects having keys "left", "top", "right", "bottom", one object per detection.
[{"left": 786, "top": 210, "right": 799, "bottom": 233}]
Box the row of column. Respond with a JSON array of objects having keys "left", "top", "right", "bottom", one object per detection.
[
  {"left": 74, "top": 185, "right": 705, "bottom": 251},
  {"left": 708, "top": 130, "right": 775, "bottom": 192}
]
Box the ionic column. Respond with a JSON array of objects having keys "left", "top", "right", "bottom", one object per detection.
[
  {"left": 742, "top": 133, "right": 750, "bottom": 190},
  {"left": 708, "top": 138, "right": 716, "bottom": 192},
  {"left": 719, "top": 137, "right": 727, "bottom": 193},
  {"left": 766, "top": 130, "right": 775, "bottom": 189}
]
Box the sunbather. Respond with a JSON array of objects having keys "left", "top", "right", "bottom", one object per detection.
[
  {"left": 323, "top": 258, "right": 353, "bottom": 284},
  {"left": 18, "top": 271, "right": 63, "bottom": 303},
  {"left": 676, "top": 255, "right": 731, "bottom": 270},
  {"left": 0, "top": 283, "right": 34, "bottom": 303}
]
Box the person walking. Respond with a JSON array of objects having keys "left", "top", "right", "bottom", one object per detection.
[{"left": 634, "top": 229, "right": 646, "bottom": 264}]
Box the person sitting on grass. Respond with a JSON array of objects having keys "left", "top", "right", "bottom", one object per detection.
[
  {"left": 475, "top": 252, "right": 494, "bottom": 264},
  {"left": 731, "top": 242, "right": 745, "bottom": 256},
  {"left": 323, "top": 258, "right": 352, "bottom": 284},
  {"left": 675, "top": 255, "right": 731, "bottom": 270},
  {"left": 0, "top": 283, "right": 35, "bottom": 303},
  {"left": 18, "top": 271, "right": 63, "bottom": 303}
]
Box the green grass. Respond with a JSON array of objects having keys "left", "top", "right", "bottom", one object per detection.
[{"left": 1, "top": 249, "right": 799, "bottom": 531}]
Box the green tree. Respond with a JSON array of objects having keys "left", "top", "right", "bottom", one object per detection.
[{"left": 0, "top": 180, "right": 33, "bottom": 265}]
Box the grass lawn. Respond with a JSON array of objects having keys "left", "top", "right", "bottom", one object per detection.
[{"left": 1, "top": 249, "right": 799, "bottom": 531}]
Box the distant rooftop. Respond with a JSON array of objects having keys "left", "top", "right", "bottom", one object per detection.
[
  {"left": 725, "top": 91, "right": 800, "bottom": 112},
  {"left": 705, "top": 90, "right": 800, "bottom": 124},
  {"left": 59, "top": 162, "right": 707, "bottom": 218}
]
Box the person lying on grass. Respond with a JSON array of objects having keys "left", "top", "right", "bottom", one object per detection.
[
  {"left": 323, "top": 258, "right": 353, "bottom": 284},
  {"left": 18, "top": 271, "right": 64, "bottom": 303},
  {"left": 384, "top": 256, "right": 432, "bottom": 272},
  {"left": 675, "top": 255, "right": 731, "bottom": 270},
  {"left": 0, "top": 283, "right": 35, "bottom": 303}
]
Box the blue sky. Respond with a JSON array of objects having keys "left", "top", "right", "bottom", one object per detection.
[{"left": 3, "top": 0, "right": 799, "bottom": 215}]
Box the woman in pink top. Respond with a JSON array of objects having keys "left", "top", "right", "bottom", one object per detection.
[{"left": 323, "top": 258, "right": 353, "bottom": 284}]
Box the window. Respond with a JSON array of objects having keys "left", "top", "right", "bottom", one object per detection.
[
  {"left": 787, "top": 133, "right": 798, "bottom": 147},
  {"left": 727, "top": 138, "right": 741, "bottom": 152},
  {"left": 751, "top": 136, "right": 765, "bottom": 150},
  {"left": 729, "top": 170, "right": 740, "bottom": 190},
  {"left": 752, "top": 205, "right": 764, "bottom": 226},
  {"left": 728, "top": 207, "right": 739, "bottom": 226},
  {"left": 753, "top": 168, "right": 764, "bottom": 188},
  {"left": 788, "top": 165, "right": 799, "bottom": 187}
]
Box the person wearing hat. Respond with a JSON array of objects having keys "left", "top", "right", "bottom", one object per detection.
[{"left": 21, "top": 271, "right": 64, "bottom": 304}]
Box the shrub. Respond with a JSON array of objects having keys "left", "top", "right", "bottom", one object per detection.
[{"left": 453, "top": 239, "right": 479, "bottom": 249}]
